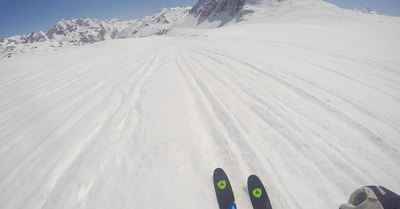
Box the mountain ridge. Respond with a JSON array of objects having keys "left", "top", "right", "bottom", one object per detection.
[
  {"left": 1, "top": 0, "right": 398, "bottom": 59},
  {"left": 0, "top": 6, "right": 191, "bottom": 58}
]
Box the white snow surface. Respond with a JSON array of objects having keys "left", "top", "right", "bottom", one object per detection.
[{"left": 1, "top": 1, "right": 400, "bottom": 209}]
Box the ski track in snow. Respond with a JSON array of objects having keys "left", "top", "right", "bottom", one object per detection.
[{"left": 0, "top": 33, "right": 399, "bottom": 209}]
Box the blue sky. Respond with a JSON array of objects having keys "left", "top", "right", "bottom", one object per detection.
[
  {"left": 326, "top": 0, "right": 400, "bottom": 16},
  {"left": 0, "top": 0, "right": 399, "bottom": 38}
]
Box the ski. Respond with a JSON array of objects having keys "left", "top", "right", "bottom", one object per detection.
[
  {"left": 247, "top": 175, "right": 272, "bottom": 209},
  {"left": 213, "top": 168, "right": 237, "bottom": 209}
]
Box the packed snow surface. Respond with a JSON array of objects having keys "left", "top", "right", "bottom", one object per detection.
[{"left": 1, "top": 1, "right": 400, "bottom": 209}]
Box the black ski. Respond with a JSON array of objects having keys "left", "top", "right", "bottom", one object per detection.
[
  {"left": 213, "top": 168, "right": 237, "bottom": 209},
  {"left": 247, "top": 175, "right": 272, "bottom": 209}
]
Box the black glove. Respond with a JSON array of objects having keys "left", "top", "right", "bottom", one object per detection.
[{"left": 340, "top": 186, "right": 400, "bottom": 209}]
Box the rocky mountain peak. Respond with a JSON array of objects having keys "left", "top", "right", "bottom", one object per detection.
[
  {"left": 189, "top": 0, "right": 245, "bottom": 18},
  {"left": 25, "top": 31, "right": 49, "bottom": 44}
]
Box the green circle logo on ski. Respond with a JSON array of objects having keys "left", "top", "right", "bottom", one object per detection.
[
  {"left": 217, "top": 180, "right": 227, "bottom": 190},
  {"left": 252, "top": 188, "right": 262, "bottom": 198}
]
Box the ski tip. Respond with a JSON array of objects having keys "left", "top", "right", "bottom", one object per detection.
[
  {"left": 247, "top": 174, "right": 273, "bottom": 209},
  {"left": 213, "top": 167, "right": 224, "bottom": 175},
  {"left": 247, "top": 174, "right": 259, "bottom": 183}
]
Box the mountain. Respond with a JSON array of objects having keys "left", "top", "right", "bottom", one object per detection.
[
  {"left": 118, "top": 7, "right": 192, "bottom": 38},
  {"left": 1, "top": 0, "right": 389, "bottom": 59},
  {"left": 0, "top": 6, "right": 191, "bottom": 59},
  {"left": 47, "top": 18, "right": 111, "bottom": 44},
  {"left": 183, "top": 0, "right": 288, "bottom": 26}
]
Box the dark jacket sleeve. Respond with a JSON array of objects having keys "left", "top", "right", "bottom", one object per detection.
[{"left": 366, "top": 186, "right": 400, "bottom": 209}]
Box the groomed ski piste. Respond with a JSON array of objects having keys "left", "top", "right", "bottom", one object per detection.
[{"left": 1, "top": 0, "right": 400, "bottom": 208}]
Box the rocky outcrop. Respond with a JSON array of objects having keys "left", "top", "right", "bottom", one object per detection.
[
  {"left": 47, "top": 18, "right": 109, "bottom": 44},
  {"left": 24, "top": 31, "right": 49, "bottom": 44},
  {"left": 189, "top": 0, "right": 245, "bottom": 18}
]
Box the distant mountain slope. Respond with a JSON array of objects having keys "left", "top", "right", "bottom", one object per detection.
[
  {"left": 176, "top": 0, "right": 399, "bottom": 29},
  {"left": 182, "top": 0, "right": 286, "bottom": 27},
  {"left": 118, "top": 7, "right": 191, "bottom": 38},
  {"left": 1, "top": 0, "right": 396, "bottom": 59},
  {"left": 0, "top": 6, "right": 191, "bottom": 59}
]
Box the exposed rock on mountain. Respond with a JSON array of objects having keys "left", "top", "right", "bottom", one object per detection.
[
  {"left": 354, "top": 8, "right": 378, "bottom": 15},
  {"left": 185, "top": 0, "right": 287, "bottom": 27},
  {"left": 25, "top": 31, "right": 49, "bottom": 44},
  {"left": 189, "top": 0, "right": 245, "bottom": 18},
  {"left": 47, "top": 18, "right": 109, "bottom": 44}
]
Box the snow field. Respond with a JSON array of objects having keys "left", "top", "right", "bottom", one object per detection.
[{"left": 1, "top": 4, "right": 400, "bottom": 209}]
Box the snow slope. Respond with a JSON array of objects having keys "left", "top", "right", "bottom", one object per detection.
[{"left": 1, "top": 1, "right": 400, "bottom": 209}]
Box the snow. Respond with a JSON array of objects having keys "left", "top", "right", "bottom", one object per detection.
[{"left": 1, "top": 1, "right": 400, "bottom": 209}]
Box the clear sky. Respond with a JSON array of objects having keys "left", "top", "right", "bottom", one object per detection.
[{"left": 0, "top": 0, "right": 399, "bottom": 38}]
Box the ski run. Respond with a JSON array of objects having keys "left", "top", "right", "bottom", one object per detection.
[{"left": 1, "top": 1, "right": 400, "bottom": 209}]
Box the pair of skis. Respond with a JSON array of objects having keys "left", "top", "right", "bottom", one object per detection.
[{"left": 213, "top": 168, "right": 272, "bottom": 209}]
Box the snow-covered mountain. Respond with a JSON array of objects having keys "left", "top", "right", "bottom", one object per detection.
[
  {"left": 180, "top": 0, "right": 364, "bottom": 28},
  {"left": 0, "top": 6, "right": 191, "bottom": 59},
  {"left": 117, "top": 7, "right": 192, "bottom": 38},
  {"left": 1, "top": 0, "right": 388, "bottom": 59},
  {"left": 188, "top": 0, "right": 289, "bottom": 18},
  {"left": 47, "top": 18, "right": 112, "bottom": 44}
]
